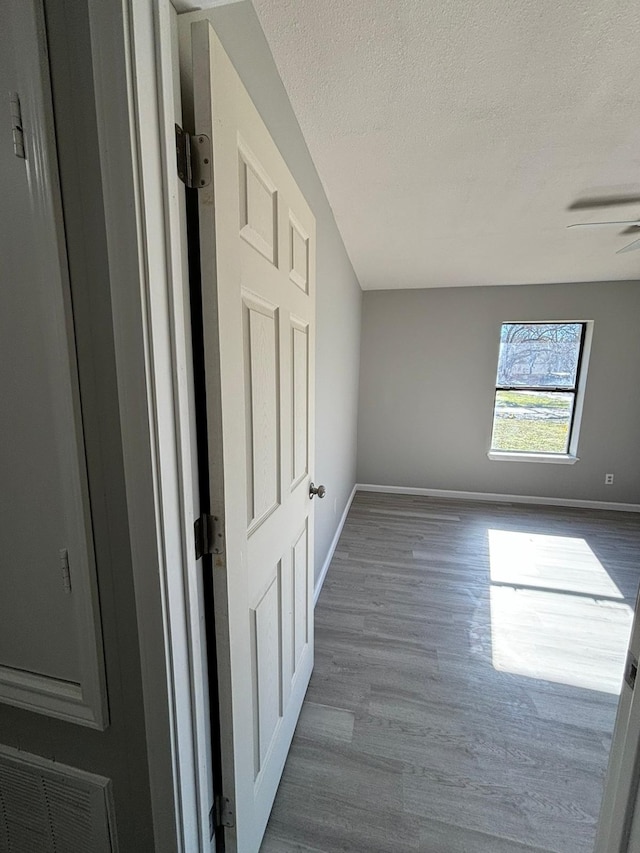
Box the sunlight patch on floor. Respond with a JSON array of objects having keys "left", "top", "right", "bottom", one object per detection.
[{"left": 488, "top": 529, "right": 632, "bottom": 694}]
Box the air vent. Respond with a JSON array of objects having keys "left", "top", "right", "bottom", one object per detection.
[{"left": 0, "top": 746, "right": 116, "bottom": 852}]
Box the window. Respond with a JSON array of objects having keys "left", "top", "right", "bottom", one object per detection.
[{"left": 490, "top": 322, "right": 587, "bottom": 458}]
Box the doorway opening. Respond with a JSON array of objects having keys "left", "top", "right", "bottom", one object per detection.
[{"left": 261, "top": 492, "right": 640, "bottom": 852}]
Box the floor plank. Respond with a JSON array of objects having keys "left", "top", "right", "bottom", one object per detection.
[{"left": 261, "top": 493, "right": 640, "bottom": 852}]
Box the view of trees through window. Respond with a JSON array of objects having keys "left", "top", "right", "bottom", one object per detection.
[{"left": 491, "top": 322, "right": 585, "bottom": 454}]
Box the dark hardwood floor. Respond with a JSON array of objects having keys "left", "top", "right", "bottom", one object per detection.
[{"left": 260, "top": 492, "right": 640, "bottom": 852}]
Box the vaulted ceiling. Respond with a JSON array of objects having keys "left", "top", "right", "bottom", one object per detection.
[{"left": 252, "top": 0, "right": 640, "bottom": 289}]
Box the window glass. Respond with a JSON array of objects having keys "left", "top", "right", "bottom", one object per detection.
[
  {"left": 497, "top": 323, "right": 583, "bottom": 389},
  {"left": 491, "top": 390, "right": 574, "bottom": 454},
  {"left": 491, "top": 322, "right": 585, "bottom": 455}
]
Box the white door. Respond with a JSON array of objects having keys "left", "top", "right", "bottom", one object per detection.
[
  {"left": 595, "top": 587, "right": 640, "bottom": 853},
  {"left": 184, "top": 19, "right": 317, "bottom": 852}
]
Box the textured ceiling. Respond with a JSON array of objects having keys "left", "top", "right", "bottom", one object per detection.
[{"left": 251, "top": 0, "right": 640, "bottom": 289}]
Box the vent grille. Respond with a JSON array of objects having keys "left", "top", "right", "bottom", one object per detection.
[{"left": 0, "top": 747, "right": 115, "bottom": 852}]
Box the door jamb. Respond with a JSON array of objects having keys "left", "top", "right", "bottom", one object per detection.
[
  {"left": 595, "top": 590, "right": 640, "bottom": 853},
  {"left": 86, "top": 0, "right": 214, "bottom": 850}
]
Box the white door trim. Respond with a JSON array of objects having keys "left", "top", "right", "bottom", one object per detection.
[
  {"left": 86, "top": 1, "right": 212, "bottom": 851},
  {"left": 595, "top": 586, "right": 640, "bottom": 853}
]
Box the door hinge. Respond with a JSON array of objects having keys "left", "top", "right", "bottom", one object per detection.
[
  {"left": 59, "top": 549, "right": 72, "bottom": 594},
  {"left": 175, "top": 124, "right": 211, "bottom": 188},
  {"left": 625, "top": 650, "right": 638, "bottom": 691},
  {"left": 214, "top": 794, "right": 235, "bottom": 829},
  {"left": 10, "top": 93, "right": 25, "bottom": 159},
  {"left": 194, "top": 513, "right": 224, "bottom": 560}
]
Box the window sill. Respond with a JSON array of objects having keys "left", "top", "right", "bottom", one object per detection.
[{"left": 487, "top": 451, "right": 579, "bottom": 465}]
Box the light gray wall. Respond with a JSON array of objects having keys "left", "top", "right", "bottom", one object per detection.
[
  {"left": 357, "top": 281, "right": 640, "bottom": 504},
  {"left": 197, "top": 2, "right": 362, "bottom": 582}
]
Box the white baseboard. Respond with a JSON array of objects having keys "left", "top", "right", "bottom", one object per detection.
[
  {"left": 314, "top": 484, "right": 357, "bottom": 606},
  {"left": 356, "top": 483, "right": 640, "bottom": 513}
]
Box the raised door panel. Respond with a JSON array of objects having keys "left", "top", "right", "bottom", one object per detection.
[
  {"left": 292, "top": 522, "right": 309, "bottom": 679},
  {"left": 251, "top": 568, "right": 282, "bottom": 779},
  {"left": 290, "top": 318, "right": 309, "bottom": 489},
  {"left": 242, "top": 292, "right": 280, "bottom": 532},
  {"left": 289, "top": 213, "right": 309, "bottom": 294},
  {"left": 238, "top": 138, "right": 278, "bottom": 266}
]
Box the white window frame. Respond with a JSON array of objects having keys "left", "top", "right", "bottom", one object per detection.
[{"left": 487, "top": 320, "right": 593, "bottom": 465}]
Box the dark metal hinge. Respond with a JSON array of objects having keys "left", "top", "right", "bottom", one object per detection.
[
  {"left": 625, "top": 650, "right": 638, "bottom": 691},
  {"left": 194, "top": 513, "right": 224, "bottom": 560},
  {"left": 175, "top": 124, "right": 211, "bottom": 188},
  {"left": 215, "top": 794, "right": 234, "bottom": 829}
]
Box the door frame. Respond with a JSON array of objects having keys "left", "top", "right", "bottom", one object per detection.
[
  {"left": 85, "top": 0, "right": 213, "bottom": 850},
  {"left": 595, "top": 587, "right": 640, "bottom": 853}
]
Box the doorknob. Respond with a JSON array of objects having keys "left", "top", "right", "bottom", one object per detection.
[{"left": 309, "top": 482, "right": 326, "bottom": 499}]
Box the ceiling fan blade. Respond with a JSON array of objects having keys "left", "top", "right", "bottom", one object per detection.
[
  {"left": 616, "top": 238, "right": 640, "bottom": 254},
  {"left": 567, "top": 220, "right": 640, "bottom": 228},
  {"left": 569, "top": 195, "right": 640, "bottom": 210}
]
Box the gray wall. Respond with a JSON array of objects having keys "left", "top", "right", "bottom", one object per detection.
[
  {"left": 357, "top": 281, "right": 640, "bottom": 504},
  {"left": 198, "top": 3, "right": 362, "bottom": 582}
]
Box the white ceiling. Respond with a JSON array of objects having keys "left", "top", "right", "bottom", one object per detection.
[{"left": 251, "top": 0, "right": 640, "bottom": 289}]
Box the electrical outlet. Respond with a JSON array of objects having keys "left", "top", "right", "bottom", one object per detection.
[{"left": 605, "top": 473, "right": 614, "bottom": 485}]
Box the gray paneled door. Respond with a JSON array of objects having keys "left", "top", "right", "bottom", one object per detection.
[
  {"left": 0, "top": 0, "right": 106, "bottom": 730},
  {"left": 188, "top": 20, "right": 316, "bottom": 853}
]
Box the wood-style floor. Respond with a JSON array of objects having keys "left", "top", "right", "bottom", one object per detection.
[{"left": 260, "top": 491, "right": 640, "bottom": 853}]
